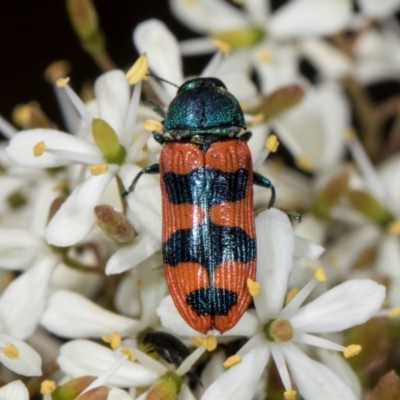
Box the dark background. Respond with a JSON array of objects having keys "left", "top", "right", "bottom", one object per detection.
[{"left": 0, "top": 0, "right": 289, "bottom": 129}]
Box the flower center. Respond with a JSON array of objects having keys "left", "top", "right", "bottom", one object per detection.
[{"left": 263, "top": 319, "right": 294, "bottom": 342}]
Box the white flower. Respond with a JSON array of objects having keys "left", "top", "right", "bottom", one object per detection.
[
  {"left": 199, "top": 209, "right": 385, "bottom": 400},
  {"left": 5, "top": 70, "right": 162, "bottom": 273},
  {"left": 0, "top": 380, "right": 29, "bottom": 400}
]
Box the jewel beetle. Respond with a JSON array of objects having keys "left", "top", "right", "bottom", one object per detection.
[{"left": 123, "top": 77, "right": 275, "bottom": 334}]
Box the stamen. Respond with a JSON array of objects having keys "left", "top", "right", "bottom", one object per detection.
[
  {"left": 33, "top": 141, "right": 47, "bottom": 157},
  {"left": 192, "top": 335, "right": 217, "bottom": 351},
  {"left": 270, "top": 345, "right": 292, "bottom": 392},
  {"left": 56, "top": 77, "right": 71, "bottom": 88},
  {"left": 343, "top": 344, "right": 362, "bottom": 358},
  {"left": 89, "top": 164, "right": 108, "bottom": 175},
  {"left": 211, "top": 39, "right": 231, "bottom": 56},
  {"left": 40, "top": 380, "right": 56, "bottom": 395},
  {"left": 176, "top": 345, "right": 206, "bottom": 376},
  {"left": 346, "top": 130, "right": 387, "bottom": 205},
  {"left": 44, "top": 61, "right": 72, "bottom": 83},
  {"left": 121, "top": 347, "right": 136, "bottom": 362},
  {"left": 247, "top": 278, "right": 261, "bottom": 297},
  {"left": 0, "top": 115, "right": 17, "bottom": 138},
  {"left": 223, "top": 354, "right": 242, "bottom": 368},
  {"left": 125, "top": 53, "right": 149, "bottom": 85},
  {"left": 144, "top": 119, "right": 163, "bottom": 132},
  {"left": 201, "top": 51, "right": 224, "bottom": 77},
  {"left": 271, "top": 120, "right": 306, "bottom": 161},
  {"left": 284, "top": 389, "right": 297, "bottom": 400},
  {"left": 285, "top": 287, "right": 299, "bottom": 305},
  {"left": 120, "top": 81, "right": 142, "bottom": 147},
  {"left": 295, "top": 156, "right": 314, "bottom": 172},
  {"left": 101, "top": 332, "right": 121, "bottom": 350},
  {"left": 314, "top": 267, "right": 326, "bottom": 282},
  {"left": 266, "top": 135, "right": 279, "bottom": 152},
  {"left": 3, "top": 343, "right": 20, "bottom": 359},
  {"left": 280, "top": 278, "right": 318, "bottom": 319},
  {"left": 295, "top": 333, "right": 345, "bottom": 352}
]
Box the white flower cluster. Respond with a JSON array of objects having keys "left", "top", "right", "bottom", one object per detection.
[{"left": 0, "top": 0, "right": 400, "bottom": 399}]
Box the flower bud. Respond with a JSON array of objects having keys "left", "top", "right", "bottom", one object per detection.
[
  {"left": 254, "top": 85, "right": 305, "bottom": 119},
  {"left": 92, "top": 118, "right": 126, "bottom": 164},
  {"left": 145, "top": 372, "right": 182, "bottom": 400},
  {"left": 7, "top": 192, "right": 27, "bottom": 209},
  {"left": 311, "top": 172, "right": 349, "bottom": 219},
  {"left": 94, "top": 205, "right": 135, "bottom": 243},
  {"left": 51, "top": 376, "right": 97, "bottom": 400},
  {"left": 349, "top": 190, "right": 393, "bottom": 226},
  {"left": 370, "top": 370, "right": 400, "bottom": 400},
  {"left": 212, "top": 27, "right": 264, "bottom": 48},
  {"left": 66, "top": 0, "right": 104, "bottom": 52},
  {"left": 76, "top": 387, "right": 110, "bottom": 400},
  {"left": 12, "top": 102, "right": 52, "bottom": 129}
]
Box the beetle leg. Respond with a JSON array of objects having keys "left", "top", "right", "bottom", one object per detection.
[
  {"left": 122, "top": 163, "right": 160, "bottom": 197},
  {"left": 253, "top": 171, "right": 275, "bottom": 208}
]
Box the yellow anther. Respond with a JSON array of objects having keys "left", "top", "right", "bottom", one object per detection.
[
  {"left": 192, "top": 335, "right": 217, "bottom": 351},
  {"left": 345, "top": 127, "right": 357, "bottom": 141},
  {"left": 250, "top": 113, "right": 264, "bottom": 125},
  {"left": 12, "top": 104, "right": 33, "bottom": 127},
  {"left": 3, "top": 343, "right": 20, "bottom": 359},
  {"left": 40, "top": 380, "right": 56, "bottom": 395},
  {"left": 52, "top": 181, "right": 68, "bottom": 191},
  {"left": 266, "top": 135, "right": 279, "bottom": 152},
  {"left": 387, "top": 221, "right": 400, "bottom": 235},
  {"left": 285, "top": 287, "right": 299, "bottom": 305},
  {"left": 121, "top": 347, "right": 136, "bottom": 362},
  {"left": 44, "top": 61, "right": 72, "bottom": 83},
  {"left": 295, "top": 156, "right": 314, "bottom": 172},
  {"left": 284, "top": 389, "right": 297, "bottom": 399},
  {"left": 314, "top": 267, "right": 327, "bottom": 282},
  {"left": 126, "top": 53, "right": 149, "bottom": 85},
  {"left": 247, "top": 278, "right": 261, "bottom": 297},
  {"left": 258, "top": 49, "right": 272, "bottom": 63},
  {"left": 89, "top": 164, "right": 108, "bottom": 176},
  {"left": 33, "top": 141, "right": 47, "bottom": 157},
  {"left": 211, "top": 39, "right": 232, "bottom": 56},
  {"left": 111, "top": 332, "right": 121, "bottom": 349},
  {"left": 144, "top": 119, "right": 163, "bottom": 132},
  {"left": 389, "top": 307, "right": 400, "bottom": 319},
  {"left": 56, "top": 77, "right": 71, "bottom": 88},
  {"left": 223, "top": 354, "right": 242, "bottom": 368},
  {"left": 343, "top": 344, "right": 362, "bottom": 358}
]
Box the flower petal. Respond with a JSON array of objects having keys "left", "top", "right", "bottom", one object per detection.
[
  {"left": 105, "top": 232, "right": 161, "bottom": 275},
  {"left": 223, "top": 311, "right": 259, "bottom": 337},
  {"left": 0, "top": 380, "right": 29, "bottom": 400},
  {"left": 5, "top": 130, "right": 102, "bottom": 168},
  {"left": 46, "top": 172, "right": 114, "bottom": 246},
  {"left": 41, "top": 290, "right": 144, "bottom": 338},
  {"left": 202, "top": 343, "right": 270, "bottom": 400},
  {"left": 294, "top": 235, "right": 324, "bottom": 260},
  {"left": 157, "top": 296, "right": 199, "bottom": 337},
  {"left": 94, "top": 70, "right": 130, "bottom": 137},
  {"left": 108, "top": 388, "right": 134, "bottom": 400},
  {"left": 169, "top": 0, "right": 248, "bottom": 34},
  {"left": 58, "top": 340, "right": 158, "bottom": 387},
  {"left": 254, "top": 209, "right": 294, "bottom": 321},
  {"left": 290, "top": 279, "right": 386, "bottom": 333},
  {"left": 0, "top": 334, "right": 42, "bottom": 376},
  {"left": 376, "top": 235, "right": 400, "bottom": 280},
  {"left": 133, "top": 19, "right": 183, "bottom": 100},
  {"left": 282, "top": 342, "right": 357, "bottom": 400},
  {"left": 358, "top": 0, "right": 400, "bottom": 19},
  {"left": 269, "top": 0, "right": 352, "bottom": 38},
  {"left": 0, "top": 254, "right": 58, "bottom": 339}
]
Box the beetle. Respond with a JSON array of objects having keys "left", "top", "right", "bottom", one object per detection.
[{"left": 123, "top": 77, "right": 275, "bottom": 334}]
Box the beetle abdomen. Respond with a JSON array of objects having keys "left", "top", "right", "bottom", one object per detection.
[{"left": 160, "top": 139, "right": 256, "bottom": 334}]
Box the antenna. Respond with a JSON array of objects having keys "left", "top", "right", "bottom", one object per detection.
[{"left": 147, "top": 73, "right": 179, "bottom": 88}]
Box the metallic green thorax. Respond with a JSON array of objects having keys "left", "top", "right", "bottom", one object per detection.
[{"left": 163, "top": 78, "right": 246, "bottom": 137}]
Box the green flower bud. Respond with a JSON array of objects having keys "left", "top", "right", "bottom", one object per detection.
[
  {"left": 212, "top": 27, "right": 264, "bottom": 48},
  {"left": 255, "top": 85, "right": 305, "bottom": 119},
  {"left": 92, "top": 118, "right": 126, "bottom": 164},
  {"left": 311, "top": 172, "right": 349, "bottom": 220},
  {"left": 146, "top": 372, "right": 182, "bottom": 400},
  {"left": 7, "top": 192, "right": 27, "bottom": 209},
  {"left": 349, "top": 190, "right": 394, "bottom": 226},
  {"left": 94, "top": 205, "right": 135, "bottom": 243},
  {"left": 51, "top": 376, "right": 97, "bottom": 400}
]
